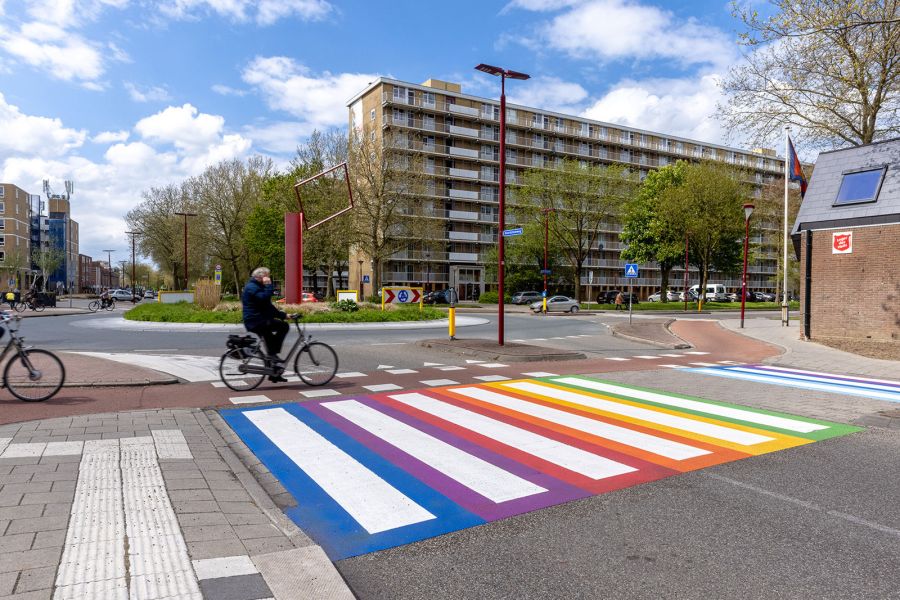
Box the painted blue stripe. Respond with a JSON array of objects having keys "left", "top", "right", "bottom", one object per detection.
[
  {"left": 732, "top": 367, "right": 900, "bottom": 394},
  {"left": 220, "top": 404, "right": 484, "bottom": 560},
  {"left": 688, "top": 368, "right": 900, "bottom": 403}
]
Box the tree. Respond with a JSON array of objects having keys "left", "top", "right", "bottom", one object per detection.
[
  {"left": 660, "top": 162, "right": 749, "bottom": 303},
  {"left": 32, "top": 247, "right": 64, "bottom": 292},
  {"left": 721, "top": 0, "right": 900, "bottom": 147},
  {"left": 1, "top": 243, "right": 31, "bottom": 289},
  {"left": 620, "top": 161, "right": 688, "bottom": 302},
  {"left": 126, "top": 184, "right": 192, "bottom": 289},
  {"left": 752, "top": 176, "right": 805, "bottom": 297},
  {"left": 514, "top": 159, "right": 635, "bottom": 301}
]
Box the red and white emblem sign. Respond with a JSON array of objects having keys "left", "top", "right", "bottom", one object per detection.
[{"left": 832, "top": 231, "right": 852, "bottom": 254}]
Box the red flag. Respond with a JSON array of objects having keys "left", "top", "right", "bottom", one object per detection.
[{"left": 787, "top": 137, "right": 807, "bottom": 198}]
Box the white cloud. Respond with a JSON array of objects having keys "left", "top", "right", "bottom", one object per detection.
[
  {"left": 211, "top": 83, "right": 248, "bottom": 97},
  {"left": 160, "top": 0, "right": 332, "bottom": 25},
  {"left": 243, "top": 121, "right": 315, "bottom": 155},
  {"left": 91, "top": 130, "right": 129, "bottom": 143},
  {"left": 242, "top": 56, "right": 378, "bottom": 131},
  {"left": 514, "top": 0, "right": 736, "bottom": 68},
  {"left": 134, "top": 104, "right": 227, "bottom": 150},
  {"left": 0, "top": 92, "right": 86, "bottom": 156},
  {"left": 502, "top": 0, "right": 579, "bottom": 12},
  {"left": 508, "top": 76, "right": 589, "bottom": 115},
  {"left": 124, "top": 82, "right": 172, "bottom": 103},
  {"left": 581, "top": 74, "right": 729, "bottom": 144},
  {"left": 0, "top": 21, "right": 107, "bottom": 83}
]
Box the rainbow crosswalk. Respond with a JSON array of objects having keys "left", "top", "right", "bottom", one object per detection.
[
  {"left": 221, "top": 376, "right": 860, "bottom": 559},
  {"left": 688, "top": 365, "right": 900, "bottom": 403}
]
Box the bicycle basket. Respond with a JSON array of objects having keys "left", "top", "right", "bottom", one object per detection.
[{"left": 226, "top": 335, "right": 256, "bottom": 349}]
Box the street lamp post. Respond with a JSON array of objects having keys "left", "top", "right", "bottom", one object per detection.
[
  {"left": 357, "top": 259, "right": 363, "bottom": 299},
  {"left": 475, "top": 63, "right": 530, "bottom": 346},
  {"left": 541, "top": 207, "right": 553, "bottom": 314},
  {"left": 103, "top": 249, "right": 115, "bottom": 289},
  {"left": 740, "top": 203, "right": 755, "bottom": 328},
  {"left": 125, "top": 231, "right": 142, "bottom": 303},
  {"left": 174, "top": 211, "right": 197, "bottom": 291}
]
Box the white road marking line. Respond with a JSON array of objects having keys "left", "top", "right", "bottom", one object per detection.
[
  {"left": 423, "top": 362, "right": 443, "bottom": 367},
  {"left": 229, "top": 395, "right": 273, "bottom": 405},
  {"left": 436, "top": 366, "right": 466, "bottom": 371},
  {"left": 419, "top": 379, "right": 460, "bottom": 386},
  {"left": 659, "top": 354, "right": 682, "bottom": 358},
  {"left": 660, "top": 364, "right": 688, "bottom": 369},
  {"left": 760, "top": 366, "right": 900, "bottom": 387},
  {"left": 377, "top": 365, "right": 395, "bottom": 370},
  {"left": 451, "top": 387, "right": 710, "bottom": 461},
  {"left": 505, "top": 381, "right": 774, "bottom": 446},
  {"left": 151, "top": 429, "right": 193, "bottom": 460},
  {"left": 521, "top": 372, "right": 559, "bottom": 377},
  {"left": 133, "top": 348, "right": 179, "bottom": 353},
  {"left": 683, "top": 351, "right": 710, "bottom": 355},
  {"left": 299, "top": 389, "right": 341, "bottom": 398},
  {"left": 565, "top": 336, "right": 580, "bottom": 339},
  {"left": 0, "top": 437, "right": 11, "bottom": 455},
  {"left": 689, "top": 362, "right": 720, "bottom": 367},
  {"left": 532, "top": 338, "right": 547, "bottom": 341},
  {"left": 551, "top": 337, "right": 566, "bottom": 340},
  {"left": 1, "top": 442, "right": 46, "bottom": 458},
  {"left": 718, "top": 360, "right": 739, "bottom": 364},
  {"left": 43, "top": 441, "right": 84, "bottom": 456},
  {"left": 473, "top": 375, "right": 511, "bottom": 382},
  {"left": 245, "top": 408, "right": 435, "bottom": 534},
  {"left": 192, "top": 555, "right": 259, "bottom": 581},
  {"left": 336, "top": 372, "right": 367, "bottom": 378},
  {"left": 211, "top": 381, "right": 228, "bottom": 388},
  {"left": 74, "top": 353, "right": 221, "bottom": 382},
  {"left": 551, "top": 377, "right": 828, "bottom": 433},
  {"left": 371, "top": 343, "right": 405, "bottom": 346},
  {"left": 466, "top": 360, "right": 485, "bottom": 364},
  {"left": 363, "top": 383, "right": 404, "bottom": 392},
  {"left": 510, "top": 339, "right": 526, "bottom": 342},
  {"left": 392, "top": 393, "right": 636, "bottom": 480},
  {"left": 325, "top": 400, "right": 547, "bottom": 503},
  {"left": 729, "top": 366, "right": 900, "bottom": 393},
  {"left": 386, "top": 369, "right": 418, "bottom": 375},
  {"left": 478, "top": 363, "right": 508, "bottom": 368},
  {"left": 693, "top": 368, "right": 900, "bottom": 403},
  {"left": 604, "top": 357, "right": 629, "bottom": 362},
  {"left": 634, "top": 355, "right": 661, "bottom": 360}
]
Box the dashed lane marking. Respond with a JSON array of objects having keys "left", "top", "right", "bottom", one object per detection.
[
  {"left": 363, "top": 383, "right": 404, "bottom": 392},
  {"left": 386, "top": 369, "right": 418, "bottom": 375},
  {"left": 336, "top": 372, "right": 367, "bottom": 378},
  {"left": 300, "top": 389, "right": 342, "bottom": 398},
  {"left": 437, "top": 366, "right": 467, "bottom": 371},
  {"left": 479, "top": 363, "right": 509, "bottom": 369},
  {"left": 229, "top": 395, "right": 273, "bottom": 405},
  {"left": 634, "top": 355, "right": 661, "bottom": 360},
  {"left": 420, "top": 379, "right": 461, "bottom": 387},
  {"left": 604, "top": 357, "right": 629, "bottom": 362},
  {"left": 473, "top": 375, "right": 511, "bottom": 382},
  {"left": 521, "top": 372, "right": 559, "bottom": 377}
]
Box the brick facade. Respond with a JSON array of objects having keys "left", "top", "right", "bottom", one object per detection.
[{"left": 800, "top": 224, "right": 900, "bottom": 344}]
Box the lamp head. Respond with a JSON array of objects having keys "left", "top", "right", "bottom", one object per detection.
[{"left": 743, "top": 203, "right": 755, "bottom": 220}]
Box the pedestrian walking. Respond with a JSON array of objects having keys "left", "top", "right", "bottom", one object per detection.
[{"left": 615, "top": 291, "right": 624, "bottom": 310}]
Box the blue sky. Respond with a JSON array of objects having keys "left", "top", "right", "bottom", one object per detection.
[{"left": 0, "top": 0, "right": 764, "bottom": 259}]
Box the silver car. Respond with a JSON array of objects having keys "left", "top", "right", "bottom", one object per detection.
[{"left": 530, "top": 295, "right": 580, "bottom": 313}]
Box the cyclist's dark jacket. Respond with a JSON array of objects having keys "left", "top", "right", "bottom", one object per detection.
[{"left": 241, "top": 278, "right": 286, "bottom": 330}]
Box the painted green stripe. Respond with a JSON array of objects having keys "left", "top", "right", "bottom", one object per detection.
[{"left": 545, "top": 376, "right": 862, "bottom": 441}]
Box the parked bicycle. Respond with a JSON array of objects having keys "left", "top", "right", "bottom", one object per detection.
[
  {"left": 0, "top": 312, "right": 65, "bottom": 401},
  {"left": 219, "top": 315, "right": 338, "bottom": 391},
  {"left": 88, "top": 298, "right": 116, "bottom": 312}
]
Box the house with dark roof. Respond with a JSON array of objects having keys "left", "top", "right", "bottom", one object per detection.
[{"left": 791, "top": 139, "right": 900, "bottom": 347}]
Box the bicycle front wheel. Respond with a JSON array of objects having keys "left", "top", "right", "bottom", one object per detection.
[
  {"left": 32, "top": 303, "right": 45, "bottom": 312},
  {"left": 295, "top": 342, "right": 338, "bottom": 386},
  {"left": 219, "top": 348, "right": 265, "bottom": 391},
  {"left": 88, "top": 301, "right": 100, "bottom": 312},
  {"left": 106, "top": 300, "right": 116, "bottom": 311},
  {"left": 13, "top": 302, "right": 25, "bottom": 313},
  {"left": 4, "top": 349, "right": 66, "bottom": 402}
]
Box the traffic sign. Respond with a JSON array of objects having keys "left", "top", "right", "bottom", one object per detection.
[
  {"left": 215, "top": 264, "right": 222, "bottom": 271},
  {"left": 362, "top": 275, "right": 370, "bottom": 283},
  {"left": 502, "top": 227, "right": 523, "bottom": 237},
  {"left": 540, "top": 269, "right": 551, "bottom": 275},
  {"left": 382, "top": 287, "right": 422, "bottom": 304},
  {"left": 625, "top": 263, "right": 639, "bottom": 278}
]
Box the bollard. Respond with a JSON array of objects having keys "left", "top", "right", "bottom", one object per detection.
[
  {"left": 448, "top": 306, "right": 456, "bottom": 339},
  {"left": 542, "top": 297, "right": 547, "bottom": 314}
]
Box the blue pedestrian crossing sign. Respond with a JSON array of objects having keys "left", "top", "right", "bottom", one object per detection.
[
  {"left": 362, "top": 275, "right": 370, "bottom": 283},
  {"left": 624, "top": 263, "right": 639, "bottom": 278}
]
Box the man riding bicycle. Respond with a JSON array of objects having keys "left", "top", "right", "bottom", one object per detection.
[
  {"left": 242, "top": 267, "right": 290, "bottom": 383},
  {"left": 99, "top": 288, "right": 112, "bottom": 309}
]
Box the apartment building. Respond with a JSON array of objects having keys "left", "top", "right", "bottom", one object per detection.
[
  {"left": 347, "top": 77, "right": 786, "bottom": 300},
  {"left": 0, "top": 183, "right": 34, "bottom": 292},
  {"left": 47, "top": 196, "right": 80, "bottom": 292}
]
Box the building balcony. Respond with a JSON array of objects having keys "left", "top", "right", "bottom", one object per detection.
[
  {"left": 449, "top": 252, "right": 479, "bottom": 262},
  {"left": 448, "top": 210, "right": 479, "bottom": 221},
  {"left": 448, "top": 146, "right": 479, "bottom": 159},
  {"left": 448, "top": 231, "right": 479, "bottom": 241},
  {"left": 448, "top": 188, "right": 479, "bottom": 200},
  {"left": 449, "top": 124, "right": 479, "bottom": 138},
  {"left": 448, "top": 168, "right": 479, "bottom": 180},
  {"left": 448, "top": 104, "right": 479, "bottom": 117}
]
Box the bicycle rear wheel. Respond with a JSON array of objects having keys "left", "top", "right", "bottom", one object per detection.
[
  {"left": 219, "top": 348, "right": 265, "bottom": 391},
  {"left": 106, "top": 300, "right": 116, "bottom": 311},
  {"left": 88, "top": 300, "right": 100, "bottom": 312},
  {"left": 295, "top": 342, "right": 338, "bottom": 386},
  {"left": 13, "top": 302, "right": 25, "bottom": 313},
  {"left": 32, "top": 303, "right": 45, "bottom": 312},
  {"left": 4, "top": 349, "right": 66, "bottom": 402}
]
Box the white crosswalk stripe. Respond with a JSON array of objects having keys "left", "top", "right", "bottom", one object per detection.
[
  {"left": 299, "top": 389, "right": 342, "bottom": 398},
  {"left": 363, "top": 383, "right": 404, "bottom": 392},
  {"left": 420, "top": 379, "right": 460, "bottom": 386},
  {"left": 473, "top": 375, "right": 511, "bottom": 382},
  {"left": 229, "top": 395, "right": 272, "bottom": 405}
]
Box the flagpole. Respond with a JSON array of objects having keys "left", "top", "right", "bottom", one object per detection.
[{"left": 782, "top": 126, "right": 790, "bottom": 327}]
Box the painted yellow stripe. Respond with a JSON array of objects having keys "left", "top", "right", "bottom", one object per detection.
[{"left": 489, "top": 380, "right": 810, "bottom": 455}]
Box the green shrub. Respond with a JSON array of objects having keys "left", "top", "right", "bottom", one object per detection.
[
  {"left": 330, "top": 299, "right": 359, "bottom": 312},
  {"left": 366, "top": 294, "right": 382, "bottom": 303},
  {"left": 477, "top": 291, "right": 512, "bottom": 304}
]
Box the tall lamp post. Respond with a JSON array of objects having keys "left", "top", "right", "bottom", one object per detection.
[
  {"left": 103, "top": 249, "right": 115, "bottom": 289},
  {"left": 357, "top": 259, "right": 363, "bottom": 299},
  {"left": 541, "top": 207, "right": 553, "bottom": 313},
  {"left": 740, "top": 203, "right": 755, "bottom": 328},
  {"left": 424, "top": 251, "right": 431, "bottom": 292},
  {"left": 475, "top": 63, "right": 530, "bottom": 346},
  {"left": 125, "top": 231, "right": 142, "bottom": 302},
  {"left": 174, "top": 211, "right": 197, "bottom": 291}
]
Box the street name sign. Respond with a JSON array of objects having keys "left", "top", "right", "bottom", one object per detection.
[{"left": 502, "top": 227, "right": 523, "bottom": 237}]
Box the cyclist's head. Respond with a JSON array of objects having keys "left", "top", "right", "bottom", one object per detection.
[{"left": 251, "top": 267, "right": 270, "bottom": 281}]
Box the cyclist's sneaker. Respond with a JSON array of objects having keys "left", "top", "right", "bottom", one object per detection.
[{"left": 268, "top": 375, "right": 288, "bottom": 383}]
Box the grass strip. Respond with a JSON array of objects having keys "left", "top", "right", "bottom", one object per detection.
[{"left": 124, "top": 302, "right": 446, "bottom": 323}]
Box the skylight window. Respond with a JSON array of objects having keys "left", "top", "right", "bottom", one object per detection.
[{"left": 834, "top": 166, "right": 886, "bottom": 206}]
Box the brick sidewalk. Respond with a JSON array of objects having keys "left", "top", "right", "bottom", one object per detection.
[{"left": 0, "top": 408, "right": 352, "bottom": 600}]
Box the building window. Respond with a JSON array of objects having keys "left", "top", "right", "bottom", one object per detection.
[
  {"left": 0, "top": 251, "right": 4, "bottom": 261},
  {"left": 834, "top": 167, "right": 887, "bottom": 206},
  {"left": 423, "top": 92, "right": 435, "bottom": 107},
  {"left": 0, "top": 186, "right": 4, "bottom": 198},
  {"left": 0, "top": 202, "right": 4, "bottom": 213},
  {"left": 0, "top": 219, "right": 4, "bottom": 231},
  {"left": 370, "top": 109, "right": 375, "bottom": 121},
  {"left": 0, "top": 236, "right": 5, "bottom": 246}
]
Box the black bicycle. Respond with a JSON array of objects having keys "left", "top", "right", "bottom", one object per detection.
[
  {"left": 14, "top": 297, "right": 46, "bottom": 312},
  {"left": 219, "top": 315, "right": 338, "bottom": 391},
  {"left": 0, "top": 312, "right": 65, "bottom": 401},
  {"left": 88, "top": 298, "right": 116, "bottom": 312}
]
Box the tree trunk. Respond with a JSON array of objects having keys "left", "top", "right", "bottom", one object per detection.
[
  {"left": 573, "top": 260, "right": 583, "bottom": 302},
  {"left": 660, "top": 266, "right": 670, "bottom": 304}
]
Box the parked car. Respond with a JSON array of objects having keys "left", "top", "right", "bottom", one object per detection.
[
  {"left": 600, "top": 290, "right": 640, "bottom": 305},
  {"left": 511, "top": 291, "right": 542, "bottom": 305},
  {"left": 143, "top": 289, "right": 155, "bottom": 299},
  {"left": 424, "top": 289, "right": 452, "bottom": 304},
  {"left": 679, "top": 289, "right": 700, "bottom": 302},
  {"left": 689, "top": 284, "right": 728, "bottom": 302},
  {"left": 301, "top": 292, "right": 319, "bottom": 303},
  {"left": 647, "top": 290, "right": 678, "bottom": 302},
  {"left": 110, "top": 289, "right": 138, "bottom": 301},
  {"left": 530, "top": 295, "right": 580, "bottom": 313}
]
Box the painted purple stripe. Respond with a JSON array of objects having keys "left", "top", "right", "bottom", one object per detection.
[
  {"left": 306, "top": 396, "right": 588, "bottom": 521},
  {"left": 748, "top": 365, "right": 900, "bottom": 389}
]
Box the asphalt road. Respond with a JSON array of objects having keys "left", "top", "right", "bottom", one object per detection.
[{"left": 336, "top": 368, "right": 900, "bottom": 600}]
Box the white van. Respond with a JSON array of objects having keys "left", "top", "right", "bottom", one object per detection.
[{"left": 689, "top": 284, "right": 728, "bottom": 302}]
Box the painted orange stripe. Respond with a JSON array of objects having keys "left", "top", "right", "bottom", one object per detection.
[
  {"left": 433, "top": 387, "right": 749, "bottom": 473},
  {"left": 492, "top": 380, "right": 811, "bottom": 455}
]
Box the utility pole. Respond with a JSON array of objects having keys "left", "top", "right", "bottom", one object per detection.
[
  {"left": 174, "top": 212, "right": 197, "bottom": 291},
  {"left": 103, "top": 249, "right": 115, "bottom": 289},
  {"left": 125, "top": 231, "right": 142, "bottom": 302}
]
